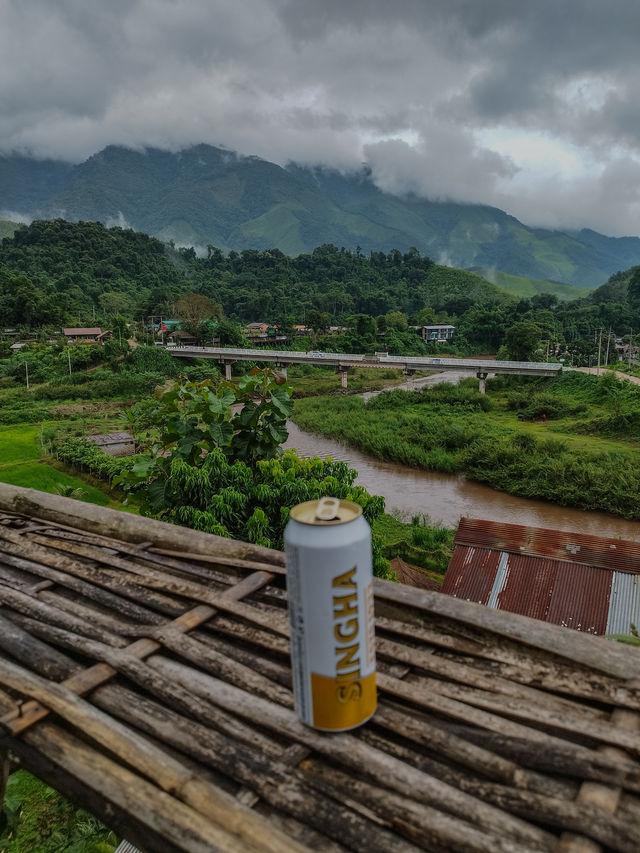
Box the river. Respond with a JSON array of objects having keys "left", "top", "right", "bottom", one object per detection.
[{"left": 284, "top": 372, "right": 640, "bottom": 541}]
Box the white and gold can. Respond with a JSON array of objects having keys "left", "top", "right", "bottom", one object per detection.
[{"left": 284, "top": 497, "right": 376, "bottom": 731}]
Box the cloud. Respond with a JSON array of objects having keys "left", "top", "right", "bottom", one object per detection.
[
  {"left": 2, "top": 0, "right": 640, "bottom": 234},
  {"left": 364, "top": 130, "right": 517, "bottom": 205}
]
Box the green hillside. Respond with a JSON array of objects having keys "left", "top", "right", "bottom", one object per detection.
[
  {"left": 2, "top": 145, "right": 640, "bottom": 287},
  {"left": 421, "top": 265, "right": 507, "bottom": 309},
  {"left": 554, "top": 264, "right": 639, "bottom": 347},
  {"left": 582, "top": 265, "right": 640, "bottom": 304},
  {"left": 470, "top": 267, "right": 590, "bottom": 301},
  {"left": 0, "top": 220, "right": 510, "bottom": 329},
  {"left": 0, "top": 219, "right": 188, "bottom": 326},
  {"left": 4, "top": 217, "right": 640, "bottom": 365}
]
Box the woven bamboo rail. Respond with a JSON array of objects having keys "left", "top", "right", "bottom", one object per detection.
[{"left": 0, "top": 484, "right": 639, "bottom": 852}]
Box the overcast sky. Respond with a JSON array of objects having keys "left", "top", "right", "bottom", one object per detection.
[{"left": 3, "top": 0, "right": 640, "bottom": 236}]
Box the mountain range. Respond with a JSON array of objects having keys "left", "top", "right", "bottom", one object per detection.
[{"left": 2, "top": 143, "right": 640, "bottom": 289}]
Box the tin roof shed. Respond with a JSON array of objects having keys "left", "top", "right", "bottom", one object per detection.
[{"left": 443, "top": 517, "right": 640, "bottom": 635}]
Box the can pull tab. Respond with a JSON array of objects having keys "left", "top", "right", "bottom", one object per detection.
[{"left": 315, "top": 496, "right": 341, "bottom": 521}]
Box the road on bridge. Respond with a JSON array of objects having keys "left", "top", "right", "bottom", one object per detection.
[{"left": 166, "top": 345, "right": 561, "bottom": 391}]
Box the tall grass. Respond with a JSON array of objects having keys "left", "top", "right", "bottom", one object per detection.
[{"left": 292, "top": 375, "right": 640, "bottom": 519}]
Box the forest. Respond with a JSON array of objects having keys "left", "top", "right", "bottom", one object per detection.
[{"left": 0, "top": 219, "right": 638, "bottom": 365}]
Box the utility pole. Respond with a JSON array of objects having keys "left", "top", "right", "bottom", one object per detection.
[
  {"left": 67, "top": 347, "right": 72, "bottom": 376},
  {"left": 630, "top": 328, "right": 635, "bottom": 373},
  {"left": 604, "top": 327, "right": 612, "bottom": 367},
  {"left": 596, "top": 328, "right": 603, "bottom": 376},
  {"left": 25, "top": 361, "right": 29, "bottom": 390}
]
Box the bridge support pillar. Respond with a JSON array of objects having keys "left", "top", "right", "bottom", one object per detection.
[
  {"left": 340, "top": 370, "right": 348, "bottom": 389},
  {"left": 477, "top": 371, "right": 488, "bottom": 394},
  {"left": 223, "top": 361, "right": 236, "bottom": 381},
  {"left": 276, "top": 365, "right": 288, "bottom": 379}
]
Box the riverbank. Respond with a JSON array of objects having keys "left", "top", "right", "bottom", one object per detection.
[
  {"left": 291, "top": 371, "right": 640, "bottom": 520},
  {"left": 283, "top": 421, "right": 640, "bottom": 540}
]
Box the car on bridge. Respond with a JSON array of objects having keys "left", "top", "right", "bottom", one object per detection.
[{"left": 306, "top": 351, "right": 326, "bottom": 357}]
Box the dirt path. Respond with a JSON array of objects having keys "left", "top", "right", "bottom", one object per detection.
[{"left": 573, "top": 366, "right": 640, "bottom": 386}]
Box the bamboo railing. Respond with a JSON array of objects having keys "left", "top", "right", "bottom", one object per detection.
[{"left": 0, "top": 484, "right": 638, "bottom": 852}]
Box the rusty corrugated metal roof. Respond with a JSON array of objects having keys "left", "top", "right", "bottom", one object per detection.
[
  {"left": 86, "top": 432, "right": 134, "bottom": 445},
  {"left": 454, "top": 516, "right": 640, "bottom": 574},
  {"left": 493, "top": 553, "right": 558, "bottom": 622},
  {"left": 443, "top": 546, "right": 502, "bottom": 604},
  {"left": 443, "top": 518, "right": 640, "bottom": 635}
]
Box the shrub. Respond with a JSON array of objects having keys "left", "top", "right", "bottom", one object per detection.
[
  {"left": 54, "top": 437, "right": 134, "bottom": 481},
  {"left": 128, "top": 345, "right": 180, "bottom": 376},
  {"left": 522, "top": 393, "right": 569, "bottom": 420}
]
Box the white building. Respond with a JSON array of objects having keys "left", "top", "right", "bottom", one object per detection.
[{"left": 422, "top": 324, "right": 455, "bottom": 342}]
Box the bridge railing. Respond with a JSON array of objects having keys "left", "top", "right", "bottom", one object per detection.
[{"left": 166, "top": 345, "right": 562, "bottom": 374}]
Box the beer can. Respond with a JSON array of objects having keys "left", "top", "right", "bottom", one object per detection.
[{"left": 284, "top": 497, "right": 376, "bottom": 731}]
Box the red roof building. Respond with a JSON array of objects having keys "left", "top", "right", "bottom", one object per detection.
[{"left": 443, "top": 517, "right": 640, "bottom": 635}]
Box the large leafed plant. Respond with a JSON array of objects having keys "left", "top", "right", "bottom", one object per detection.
[{"left": 114, "top": 369, "right": 389, "bottom": 575}]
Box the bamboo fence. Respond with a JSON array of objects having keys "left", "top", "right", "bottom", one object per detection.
[{"left": 0, "top": 484, "right": 639, "bottom": 852}]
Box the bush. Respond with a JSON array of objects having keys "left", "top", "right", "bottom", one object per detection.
[
  {"left": 128, "top": 345, "right": 180, "bottom": 376},
  {"left": 522, "top": 393, "right": 570, "bottom": 420},
  {"left": 54, "top": 437, "right": 135, "bottom": 481}
]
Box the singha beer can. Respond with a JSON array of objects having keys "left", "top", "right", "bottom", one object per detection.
[{"left": 284, "top": 497, "right": 376, "bottom": 731}]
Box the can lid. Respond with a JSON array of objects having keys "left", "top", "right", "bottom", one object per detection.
[{"left": 290, "top": 497, "right": 363, "bottom": 525}]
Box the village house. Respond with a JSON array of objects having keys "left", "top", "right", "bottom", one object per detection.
[
  {"left": 9, "top": 338, "right": 36, "bottom": 351},
  {"left": 244, "top": 322, "right": 287, "bottom": 345},
  {"left": 166, "top": 329, "right": 197, "bottom": 346},
  {"left": 421, "top": 323, "right": 455, "bottom": 342},
  {"left": 62, "top": 327, "right": 111, "bottom": 344}
]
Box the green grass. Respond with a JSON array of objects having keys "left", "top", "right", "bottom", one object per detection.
[
  {"left": 0, "top": 461, "right": 111, "bottom": 505},
  {"left": 286, "top": 366, "right": 408, "bottom": 397},
  {"left": 0, "top": 425, "right": 42, "bottom": 465},
  {"left": 373, "top": 512, "right": 454, "bottom": 577},
  {"left": 2, "top": 770, "right": 118, "bottom": 852},
  {"left": 0, "top": 421, "right": 123, "bottom": 507},
  {"left": 471, "top": 267, "right": 591, "bottom": 301}
]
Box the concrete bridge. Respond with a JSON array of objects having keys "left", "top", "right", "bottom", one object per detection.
[{"left": 166, "top": 346, "right": 562, "bottom": 392}]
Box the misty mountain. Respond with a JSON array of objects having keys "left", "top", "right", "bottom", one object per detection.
[{"left": 1, "top": 143, "right": 640, "bottom": 288}]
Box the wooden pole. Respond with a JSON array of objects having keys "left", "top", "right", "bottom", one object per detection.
[{"left": 0, "top": 483, "right": 285, "bottom": 568}]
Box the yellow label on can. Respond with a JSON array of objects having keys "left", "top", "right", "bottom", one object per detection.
[{"left": 310, "top": 671, "right": 377, "bottom": 730}]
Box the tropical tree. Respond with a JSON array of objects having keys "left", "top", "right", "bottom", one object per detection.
[
  {"left": 114, "top": 368, "right": 390, "bottom": 574},
  {"left": 176, "top": 293, "right": 220, "bottom": 332},
  {"left": 504, "top": 321, "right": 541, "bottom": 361}
]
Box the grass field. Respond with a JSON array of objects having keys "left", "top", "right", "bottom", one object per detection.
[
  {"left": 0, "top": 425, "right": 42, "bottom": 464},
  {"left": 0, "top": 424, "right": 120, "bottom": 506},
  {"left": 471, "top": 267, "right": 591, "bottom": 301},
  {"left": 244, "top": 365, "right": 411, "bottom": 397},
  {"left": 0, "top": 461, "right": 111, "bottom": 505}
]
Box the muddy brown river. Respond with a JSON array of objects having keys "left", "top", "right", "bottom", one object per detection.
[{"left": 285, "top": 372, "right": 640, "bottom": 540}]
